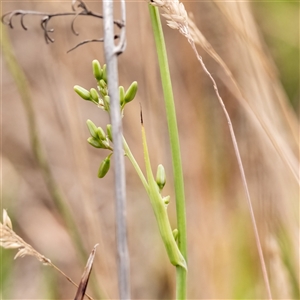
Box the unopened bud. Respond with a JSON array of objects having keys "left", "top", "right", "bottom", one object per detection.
[
  {"left": 107, "top": 124, "right": 113, "bottom": 142},
  {"left": 74, "top": 85, "right": 91, "bottom": 101},
  {"left": 99, "top": 79, "right": 108, "bottom": 96},
  {"left": 163, "top": 195, "right": 170, "bottom": 205},
  {"left": 92, "top": 60, "right": 102, "bottom": 81},
  {"left": 99, "top": 79, "right": 106, "bottom": 89},
  {"left": 97, "top": 127, "right": 106, "bottom": 141},
  {"left": 98, "top": 154, "right": 112, "bottom": 178},
  {"left": 102, "top": 64, "right": 107, "bottom": 82},
  {"left": 119, "top": 86, "right": 125, "bottom": 106},
  {"left": 87, "top": 137, "right": 103, "bottom": 148},
  {"left": 156, "top": 164, "right": 166, "bottom": 190},
  {"left": 124, "top": 81, "right": 138, "bottom": 103},
  {"left": 103, "top": 95, "right": 110, "bottom": 111},
  {"left": 86, "top": 119, "right": 98, "bottom": 139},
  {"left": 90, "top": 88, "right": 99, "bottom": 102}
]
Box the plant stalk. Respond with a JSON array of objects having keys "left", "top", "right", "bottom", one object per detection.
[
  {"left": 123, "top": 137, "right": 149, "bottom": 193},
  {"left": 148, "top": 5, "right": 187, "bottom": 299},
  {"left": 103, "top": 1, "right": 131, "bottom": 299}
]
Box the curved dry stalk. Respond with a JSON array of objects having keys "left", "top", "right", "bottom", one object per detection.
[
  {"left": 211, "top": 0, "right": 299, "bottom": 145},
  {"left": 187, "top": 39, "right": 273, "bottom": 300},
  {"left": 186, "top": 15, "right": 299, "bottom": 185},
  {"left": 150, "top": 1, "right": 273, "bottom": 299}
]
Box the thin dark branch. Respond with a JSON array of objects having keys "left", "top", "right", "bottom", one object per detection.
[
  {"left": 41, "top": 16, "right": 54, "bottom": 43},
  {"left": 67, "top": 35, "right": 119, "bottom": 53},
  {"left": 114, "top": 0, "right": 126, "bottom": 56},
  {"left": 2, "top": 0, "right": 124, "bottom": 45},
  {"left": 71, "top": 13, "right": 81, "bottom": 36},
  {"left": 67, "top": 38, "right": 104, "bottom": 53}
]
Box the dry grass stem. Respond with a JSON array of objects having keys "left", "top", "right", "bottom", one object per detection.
[
  {"left": 211, "top": 0, "right": 299, "bottom": 145},
  {"left": 151, "top": 0, "right": 273, "bottom": 299},
  {"left": 186, "top": 12, "right": 299, "bottom": 185},
  {"left": 74, "top": 244, "right": 98, "bottom": 300},
  {"left": 0, "top": 210, "right": 94, "bottom": 300},
  {"left": 153, "top": 0, "right": 299, "bottom": 185}
]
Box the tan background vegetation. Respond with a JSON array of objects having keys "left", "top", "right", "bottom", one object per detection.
[{"left": 1, "top": 0, "right": 299, "bottom": 299}]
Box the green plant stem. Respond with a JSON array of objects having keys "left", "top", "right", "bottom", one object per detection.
[
  {"left": 148, "top": 5, "right": 187, "bottom": 299},
  {"left": 123, "top": 137, "right": 149, "bottom": 193},
  {"left": 1, "top": 26, "right": 104, "bottom": 299}
]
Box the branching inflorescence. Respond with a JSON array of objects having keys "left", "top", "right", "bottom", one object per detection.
[
  {"left": 74, "top": 59, "right": 187, "bottom": 270},
  {"left": 1, "top": 0, "right": 124, "bottom": 52}
]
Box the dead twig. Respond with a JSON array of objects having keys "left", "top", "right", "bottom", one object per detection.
[
  {"left": 1, "top": 0, "right": 123, "bottom": 51},
  {"left": 74, "top": 244, "right": 98, "bottom": 300}
]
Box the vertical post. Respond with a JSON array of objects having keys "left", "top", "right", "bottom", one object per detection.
[{"left": 103, "top": 1, "right": 130, "bottom": 299}]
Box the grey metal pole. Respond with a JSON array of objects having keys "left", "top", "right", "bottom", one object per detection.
[{"left": 102, "top": 1, "right": 130, "bottom": 299}]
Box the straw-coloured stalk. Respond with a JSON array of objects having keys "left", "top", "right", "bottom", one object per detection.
[
  {"left": 0, "top": 210, "right": 94, "bottom": 300},
  {"left": 74, "top": 244, "right": 98, "bottom": 300},
  {"left": 151, "top": 1, "right": 272, "bottom": 299}
]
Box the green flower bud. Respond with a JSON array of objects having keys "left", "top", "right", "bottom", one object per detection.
[
  {"left": 98, "top": 154, "right": 112, "bottom": 178},
  {"left": 156, "top": 164, "right": 166, "bottom": 190},
  {"left": 119, "top": 86, "right": 125, "bottom": 106},
  {"left": 124, "top": 81, "right": 138, "bottom": 103},
  {"left": 103, "top": 95, "right": 110, "bottom": 111},
  {"left": 107, "top": 124, "right": 113, "bottom": 142},
  {"left": 99, "top": 79, "right": 108, "bottom": 96},
  {"left": 86, "top": 119, "right": 98, "bottom": 139},
  {"left": 97, "top": 127, "right": 106, "bottom": 141},
  {"left": 163, "top": 195, "right": 170, "bottom": 205},
  {"left": 172, "top": 229, "right": 178, "bottom": 241},
  {"left": 101, "top": 140, "right": 110, "bottom": 149},
  {"left": 74, "top": 85, "right": 91, "bottom": 101},
  {"left": 87, "top": 137, "right": 103, "bottom": 148},
  {"left": 90, "top": 88, "right": 99, "bottom": 102},
  {"left": 102, "top": 64, "right": 107, "bottom": 82},
  {"left": 92, "top": 60, "right": 102, "bottom": 81},
  {"left": 99, "top": 79, "right": 107, "bottom": 89}
]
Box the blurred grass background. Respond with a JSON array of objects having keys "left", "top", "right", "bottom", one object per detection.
[{"left": 1, "top": 0, "right": 299, "bottom": 299}]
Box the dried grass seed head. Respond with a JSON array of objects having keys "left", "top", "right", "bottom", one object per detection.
[
  {"left": 0, "top": 210, "right": 51, "bottom": 264},
  {"left": 151, "top": 0, "right": 190, "bottom": 36}
]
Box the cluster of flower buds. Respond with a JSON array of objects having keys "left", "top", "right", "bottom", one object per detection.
[
  {"left": 73, "top": 60, "right": 109, "bottom": 111},
  {"left": 119, "top": 81, "right": 138, "bottom": 111},
  {"left": 74, "top": 60, "right": 138, "bottom": 114},
  {"left": 86, "top": 119, "right": 112, "bottom": 150},
  {"left": 86, "top": 119, "right": 113, "bottom": 178},
  {"left": 73, "top": 59, "right": 140, "bottom": 179}
]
